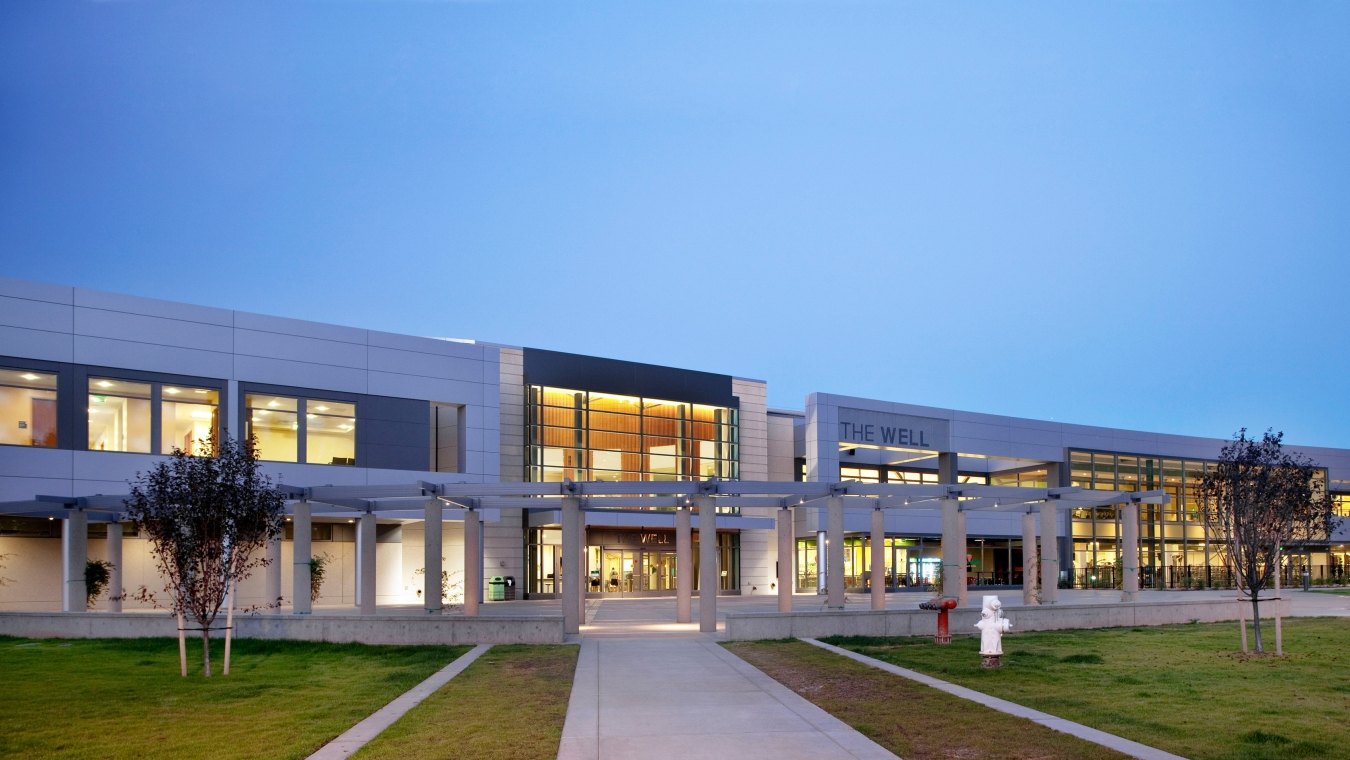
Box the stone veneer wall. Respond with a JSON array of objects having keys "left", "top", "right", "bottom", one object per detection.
[
  {"left": 732, "top": 378, "right": 775, "bottom": 595},
  {"left": 481, "top": 347, "right": 526, "bottom": 593}
]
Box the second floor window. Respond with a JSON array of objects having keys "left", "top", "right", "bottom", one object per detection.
[
  {"left": 88, "top": 377, "right": 219, "bottom": 454},
  {"left": 246, "top": 393, "right": 356, "bottom": 465}
]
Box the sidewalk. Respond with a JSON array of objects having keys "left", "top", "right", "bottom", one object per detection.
[{"left": 557, "top": 632, "right": 896, "bottom": 760}]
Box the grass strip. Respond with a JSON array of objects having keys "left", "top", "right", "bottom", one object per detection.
[
  {"left": 355, "top": 644, "right": 579, "bottom": 760},
  {"left": 825, "top": 617, "right": 1350, "bottom": 760},
  {"left": 725, "top": 639, "right": 1127, "bottom": 759},
  {"left": 0, "top": 636, "right": 470, "bottom": 760}
]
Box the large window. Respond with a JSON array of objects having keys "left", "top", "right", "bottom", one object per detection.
[
  {"left": 246, "top": 393, "right": 356, "bottom": 465},
  {"left": 88, "top": 377, "right": 219, "bottom": 454},
  {"left": 0, "top": 367, "right": 58, "bottom": 448},
  {"left": 526, "top": 386, "right": 738, "bottom": 482}
]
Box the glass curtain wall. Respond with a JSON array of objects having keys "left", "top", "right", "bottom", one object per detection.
[
  {"left": 526, "top": 386, "right": 738, "bottom": 482},
  {"left": 1069, "top": 450, "right": 1215, "bottom": 589}
]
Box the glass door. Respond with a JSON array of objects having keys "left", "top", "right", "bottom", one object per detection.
[
  {"left": 642, "top": 550, "right": 677, "bottom": 592},
  {"left": 601, "top": 548, "right": 636, "bottom": 594}
]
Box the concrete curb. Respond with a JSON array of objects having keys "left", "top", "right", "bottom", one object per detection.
[
  {"left": 803, "top": 638, "right": 1185, "bottom": 760},
  {"left": 307, "top": 643, "right": 492, "bottom": 760}
]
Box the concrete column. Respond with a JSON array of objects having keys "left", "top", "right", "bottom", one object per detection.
[
  {"left": 814, "top": 530, "right": 826, "bottom": 593},
  {"left": 676, "top": 505, "right": 692, "bottom": 623},
  {"left": 870, "top": 503, "right": 885, "bottom": 611},
  {"left": 357, "top": 512, "right": 377, "bottom": 615},
  {"left": 938, "top": 452, "right": 958, "bottom": 485},
  {"left": 1022, "top": 510, "right": 1038, "bottom": 606},
  {"left": 292, "top": 501, "right": 312, "bottom": 614},
  {"left": 577, "top": 516, "right": 587, "bottom": 626},
  {"left": 1040, "top": 500, "right": 1059, "bottom": 604},
  {"left": 776, "top": 507, "right": 793, "bottom": 613},
  {"left": 826, "top": 496, "right": 845, "bottom": 608},
  {"left": 1122, "top": 501, "right": 1140, "bottom": 602},
  {"left": 106, "top": 521, "right": 123, "bottom": 613},
  {"left": 62, "top": 510, "right": 88, "bottom": 612},
  {"left": 561, "top": 497, "right": 581, "bottom": 634},
  {"left": 697, "top": 497, "right": 718, "bottom": 633},
  {"left": 265, "top": 535, "right": 282, "bottom": 607},
  {"left": 424, "top": 499, "right": 443, "bottom": 613},
  {"left": 941, "top": 498, "right": 967, "bottom": 605},
  {"left": 463, "top": 508, "right": 481, "bottom": 617}
]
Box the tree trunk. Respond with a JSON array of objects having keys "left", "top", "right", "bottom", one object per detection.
[
  {"left": 1250, "top": 592, "right": 1264, "bottom": 654},
  {"left": 199, "top": 626, "right": 213, "bottom": 680}
]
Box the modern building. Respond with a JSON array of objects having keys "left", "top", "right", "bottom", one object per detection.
[{"left": 2, "top": 276, "right": 1347, "bottom": 615}]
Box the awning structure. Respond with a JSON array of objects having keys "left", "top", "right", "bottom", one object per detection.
[{"left": 0, "top": 479, "right": 1167, "bottom": 629}]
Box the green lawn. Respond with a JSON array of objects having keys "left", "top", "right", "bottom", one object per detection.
[
  {"left": 824, "top": 617, "right": 1350, "bottom": 760},
  {"left": 356, "top": 644, "right": 579, "bottom": 760},
  {"left": 0, "top": 637, "right": 470, "bottom": 760},
  {"left": 1310, "top": 588, "right": 1350, "bottom": 595}
]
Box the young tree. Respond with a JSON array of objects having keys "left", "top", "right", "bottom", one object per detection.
[
  {"left": 123, "top": 433, "right": 285, "bottom": 676},
  {"left": 1199, "top": 429, "right": 1335, "bottom": 653}
]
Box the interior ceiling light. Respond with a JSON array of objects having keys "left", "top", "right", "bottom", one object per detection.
[
  {"left": 20, "top": 373, "right": 41, "bottom": 381},
  {"left": 165, "top": 387, "right": 180, "bottom": 395},
  {"left": 97, "top": 380, "right": 114, "bottom": 388}
]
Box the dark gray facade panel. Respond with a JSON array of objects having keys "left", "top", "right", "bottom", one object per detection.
[
  {"left": 359, "top": 396, "right": 430, "bottom": 425},
  {"left": 360, "top": 419, "right": 429, "bottom": 448},
  {"left": 359, "top": 443, "right": 428, "bottom": 471},
  {"left": 523, "top": 348, "right": 737, "bottom": 407}
]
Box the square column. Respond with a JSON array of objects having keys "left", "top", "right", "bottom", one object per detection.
[
  {"left": 1022, "top": 510, "right": 1038, "bottom": 605},
  {"left": 1040, "top": 500, "right": 1059, "bottom": 604},
  {"left": 1121, "top": 501, "right": 1140, "bottom": 602},
  {"left": 292, "top": 501, "right": 312, "bottom": 614},
  {"left": 776, "top": 507, "right": 793, "bottom": 613},
  {"left": 561, "top": 497, "right": 581, "bottom": 634},
  {"left": 697, "top": 497, "right": 718, "bottom": 633},
  {"left": 106, "top": 522, "right": 123, "bottom": 613},
  {"left": 356, "top": 512, "right": 377, "bottom": 615},
  {"left": 826, "top": 496, "right": 845, "bottom": 608},
  {"left": 62, "top": 509, "right": 88, "bottom": 612},
  {"left": 676, "top": 505, "right": 692, "bottom": 623},
  {"left": 941, "top": 498, "right": 967, "bottom": 606},
  {"left": 424, "top": 499, "right": 443, "bottom": 613},
  {"left": 463, "top": 507, "right": 482, "bottom": 617},
  {"left": 870, "top": 503, "right": 885, "bottom": 610},
  {"left": 265, "top": 535, "right": 282, "bottom": 608}
]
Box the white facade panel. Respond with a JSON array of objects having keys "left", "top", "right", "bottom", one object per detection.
[
  {"left": 367, "top": 346, "right": 485, "bottom": 383},
  {"left": 233, "top": 328, "right": 369, "bottom": 370},
  {"left": 233, "top": 310, "right": 368, "bottom": 345},
  {"left": 73, "top": 287, "right": 234, "bottom": 326},
  {"left": 73, "top": 307, "right": 234, "bottom": 353},
  {"left": 0, "top": 294, "right": 74, "bottom": 333},
  {"left": 74, "top": 335, "right": 234, "bottom": 379},
  {"left": 0, "top": 326, "right": 74, "bottom": 363},
  {"left": 233, "top": 355, "right": 369, "bottom": 394},
  {"left": 0, "top": 277, "right": 74, "bottom": 304}
]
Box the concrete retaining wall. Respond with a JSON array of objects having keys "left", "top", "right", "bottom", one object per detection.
[
  {"left": 0, "top": 612, "right": 565, "bottom": 645},
  {"left": 724, "top": 598, "right": 1281, "bottom": 641}
]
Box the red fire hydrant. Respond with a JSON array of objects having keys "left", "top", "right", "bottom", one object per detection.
[{"left": 918, "top": 597, "right": 959, "bottom": 644}]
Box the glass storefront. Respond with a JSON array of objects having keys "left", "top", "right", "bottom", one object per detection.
[
  {"left": 793, "top": 535, "right": 1026, "bottom": 592},
  {"left": 526, "top": 527, "right": 739, "bottom": 596}
]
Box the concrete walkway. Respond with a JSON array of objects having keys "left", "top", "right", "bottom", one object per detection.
[
  {"left": 307, "top": 643, "right": 491, "bottom": 760},
  {"left": 805, "top": 638, "right": 1186, "bottom": 760},
  {"left": 557, "top": 633, "right": 896, "bottom": 760}
]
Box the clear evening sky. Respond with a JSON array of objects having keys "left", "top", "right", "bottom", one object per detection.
[{"left": 2, "top": 2, "right": 1347, "bottom": 447}]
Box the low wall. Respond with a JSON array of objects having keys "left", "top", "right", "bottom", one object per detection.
[
  {"left": 724, "top": 598, "right": 1282, "bottom": 641},
  {"left": 0, "top": 612, "right": 565, "bottom": 645}
]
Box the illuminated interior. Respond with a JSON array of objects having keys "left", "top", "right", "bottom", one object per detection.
[
  {"left": 526, "top": 386, "right": 738, "bottom": 482},
  {"left": 0, "top": 368, "right": 57, "bottom": 447},
  {"left": 88, "top": 378, "right": 151, "bottom": 452},
  {"left": 246, "top": 394, "right": 355, "bottom": 465}
]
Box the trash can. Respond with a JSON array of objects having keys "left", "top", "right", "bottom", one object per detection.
[
  {"left": 488, "top": 575, "right": 505, "bottom": 602},
  {"left": 1302, "top": 568, "right": 1312, "bottom": 592},
  {"left": 504, "top": 576, "right": 516, "bottom": 601}
]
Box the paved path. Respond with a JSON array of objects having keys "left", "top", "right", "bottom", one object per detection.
[
  {"left": 557, "top": 633, "right": 896, "bottom": 760},
  {"left": 306, "top": 643, "right": 491, "bottom": 760}
]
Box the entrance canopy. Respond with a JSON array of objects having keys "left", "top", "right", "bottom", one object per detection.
[{"left": 0, "top": 479, "right": 1168, "bottom": 520}]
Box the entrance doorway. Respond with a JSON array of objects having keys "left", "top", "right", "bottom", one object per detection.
[{"left": 599, "top": 548, "right": 678, "bottom": 595}]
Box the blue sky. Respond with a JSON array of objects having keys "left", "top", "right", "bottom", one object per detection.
[{"left": 3, "top": 2, "right": 1348, "bottom": 447}]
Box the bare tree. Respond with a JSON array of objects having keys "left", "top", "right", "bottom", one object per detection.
[
  {"left": 1199, "top": 429, "right": 1335, "bottom": 653},
  {"left": 123, "top": 433, "right": 285, "bottom": 676}
]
